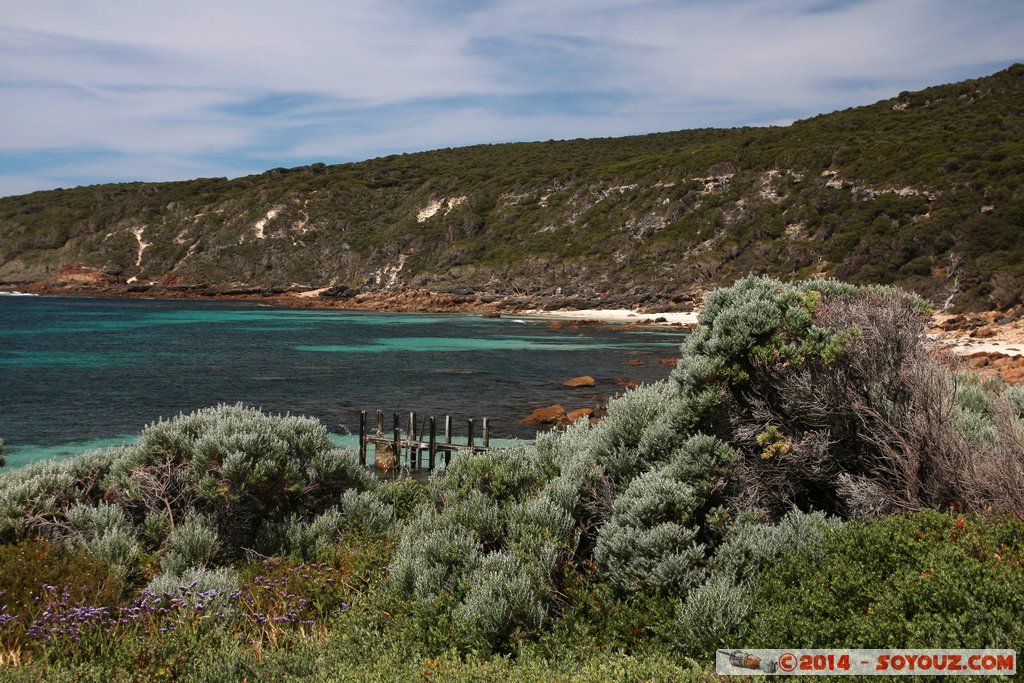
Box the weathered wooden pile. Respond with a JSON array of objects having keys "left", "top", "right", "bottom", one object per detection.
[{"left": 358, "top": 410, "right": 491, "bottom": 472}]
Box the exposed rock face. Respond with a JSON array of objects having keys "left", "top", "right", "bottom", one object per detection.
[
  {"left": 19, "top": 264, "right": 123, "bottom": 293},
  {"left": 524, "top": 404, "right": 568, "bottom": 426},
  {"left": 563, "top": 375, "right": 596, "bottom": 388},
  {"left": 967, "top": 352, "right": 1024, "bottom": 384}
]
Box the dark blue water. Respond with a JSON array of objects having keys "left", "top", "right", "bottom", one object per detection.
[{"left": 0, "top": 295, "right": 685, "bottom": 467}]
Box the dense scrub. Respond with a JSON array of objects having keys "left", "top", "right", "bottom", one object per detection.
[
  {"left": 746, "top": 510, "right": 1024, "bottom": 650},
  {"left": 1, "top": 276, "right": 1022, "bottom": 679},
  {"left": 672, "top": 278, "right": 1024, "bottom": 517},
  {"left": 389, "top": 276, "right": 1024, "bottom": 653}
]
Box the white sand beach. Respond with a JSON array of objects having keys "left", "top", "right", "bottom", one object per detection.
[
  {"left": 522, "top": 308, "right": 700, "bottom": 326},
  {"left": 934, "top": 337, "right": 1024, "bottom": 357}
]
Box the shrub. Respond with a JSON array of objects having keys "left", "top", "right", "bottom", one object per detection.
[
  {"left": 594, "top": 434, "right": 735, "bottom": 596},
  {"left": 537, "top": 381, "right": 682, "bottom": 491},
  {"left": 0, "top": 462, "right": 78, "bottom": 541},
  {"left": 392, "top": 510, "right": 484, "bottom": 602},
  {"left": 64, "top": 502, "right": 140, "bottom": 574},
  {"left": 453, "top": 548, "right": 556, "bottom": 646},
  {"left": 160, "top": 513, "right": 220, "bottom": 575},
  {"left": 677, "top": 510, "right": 841, "bottom": 658},
  {"left": 259, "top": 490, "right": 393, "bottom": 560},
  {"left": 745, "top": 511, "right": 1024, "bottom": 649},
  {"left": 671, "top": 276, "right": 1024, "bottom": 517},
  {"left": 147, "top": 566, "right": 240, "bottom": 610},
  {"left": 375, "top": 476, "right": 430, "bottom": 521},
  {"left": 440, "top": 445, "right": 548, "bottom": 504},
  {"left": 0, "top": 405, "right": 380, "bottom": 572},
  {"left": 1002, "top": 384, "right": 1024, "bottom": 418},
  {"left": 146, "top": 404, "right": 376, "bottom": 554},
  {"left": 392, "top": 441, "right": 599, "bottom": 646}
]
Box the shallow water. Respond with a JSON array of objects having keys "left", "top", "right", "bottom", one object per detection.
[{"left": 0, "top": 296, "right": 685, "bottom": 468}]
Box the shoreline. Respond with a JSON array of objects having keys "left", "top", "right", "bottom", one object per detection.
[
  {"left": 2, "top": 275, "right": 702, "bottom": 318},
  {"left": 6, "top": 280, "right": 1024, "bottom": 360}
]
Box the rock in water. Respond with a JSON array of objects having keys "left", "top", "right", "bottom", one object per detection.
[
  {"left": 567, "top": 407, "right": 594, "bottom": 423},
  {"left": 524, "top": 404, "right": 568, "bottom": 425}
]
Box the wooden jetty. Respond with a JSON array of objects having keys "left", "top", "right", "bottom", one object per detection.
[{"left": 358, "top": 410, "right": 491, "bottom": 473}]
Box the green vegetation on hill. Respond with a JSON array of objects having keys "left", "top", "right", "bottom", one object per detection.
[
  {"left": 2, "top": 65, "right": 1023, "bottom": 310},
  {"left": 1, "top": 277, "right": 1022, "bottom": 680}
]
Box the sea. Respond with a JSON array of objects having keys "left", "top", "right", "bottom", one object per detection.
[{"left": 0, "top": 294, "right": 686, "bottom": 469}]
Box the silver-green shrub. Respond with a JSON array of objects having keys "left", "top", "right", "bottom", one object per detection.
[
  {"left": 453, "top": 546, "right": 556, "bottom": 644},
  {"left": 952, "top": 373, "right": 1023, "bottom": 448},
  {"left": 258, "top": 489, "right": 393, "bottom": 559},
  {"left": 0, "top": 404, "right": 381, "bottom": 572},
  {"left": 66, "top": 501, "right": 132, "bottom": 538},
  {"left": 708, "top": 509, "right": 841, "bottom": 583},
  {"left": 75, "top": 526, "right": 140, "bottom": 575},
  {"left": 440, "top": 445, "right": 547, "bottom": 504},
  {"left": 392, "top": 441, "right": 599, "bottom": 646},
  {"left": 1003, "top": 385, "right": 1024, "bottom": 419},
  {"left": 147, "top": 566, "right": 240, "bottom": 612},
  {"left": 392, "top": 510, "right": 484, "bottom": 601},
  {"left": 677, "top": 510, "right": 841, "bottom": 657},
  {"left": 594, "top": 434, "right": 735, "bottom": 595},
  {"left": 65, "top": 501, "right": 140, "bottom": 572},
  {"left": 161, "top": 513, "right": 220, "bottom": 575},
  {"left": 0, "top": 460, "right": 77, "bottom": 539},
  {"left": 537, "top": 381, "right": 681, "bottom": 491}
]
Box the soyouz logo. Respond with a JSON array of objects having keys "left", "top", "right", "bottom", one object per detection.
[{"left": 715, "top": 649, "right": 1016, "bottom": 676}]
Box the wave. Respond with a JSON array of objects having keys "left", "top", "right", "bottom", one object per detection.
[{"left": 0, "top": 291, "right": 37, "bottom": 297}]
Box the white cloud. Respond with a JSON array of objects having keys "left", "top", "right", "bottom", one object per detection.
[{"left": 0, "top": 0, "right": 1021, "bottom": 196}]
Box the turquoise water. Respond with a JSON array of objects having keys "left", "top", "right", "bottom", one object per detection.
[{"left": 0, "top": 296, "right": 686, "bottom": 468}]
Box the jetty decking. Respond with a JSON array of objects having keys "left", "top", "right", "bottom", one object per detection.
[{"left": 358, "top": 410, "right": 491, "bottom": 472}]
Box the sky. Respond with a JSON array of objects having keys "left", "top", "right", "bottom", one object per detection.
[{"left": 1, "top": 0, "right": 1022, "bottom": 198}]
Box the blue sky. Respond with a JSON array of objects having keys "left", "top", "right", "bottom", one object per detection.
[{"left": 1, "top": 0, "right": 1021, "bottom": 198}]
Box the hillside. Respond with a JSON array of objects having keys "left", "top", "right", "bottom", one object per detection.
[{"left": 1, "top": 64, "right": 1022, "bottom": 311}]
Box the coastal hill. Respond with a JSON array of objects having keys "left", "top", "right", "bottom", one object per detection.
[{"left": 1, "top": 64, "right": 1021, "bottom": 312}]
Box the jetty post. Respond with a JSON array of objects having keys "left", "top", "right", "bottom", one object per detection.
[
  {"left": 428, "top": 417, "right": 437, "bottom": 470},
  {"left": 408, "top": 412, "right": 417, "bottom": 470},
  {"left": 359, "top": 410, "right": 367, "bottom": 465},
  {"left": 392, "top": 413, "right": 400, "bottom": 468}
]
